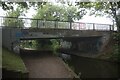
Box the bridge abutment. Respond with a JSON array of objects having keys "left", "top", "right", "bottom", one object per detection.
[{"left": 69, "top": 37, "right": 102, "bottom": 53}]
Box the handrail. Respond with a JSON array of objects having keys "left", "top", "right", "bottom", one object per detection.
[
  {"left": 0, "top": 16, "right": 113, "bottom": 25},
  {"left": 0, "top": 16, "right": 113, "bottom": 31}
]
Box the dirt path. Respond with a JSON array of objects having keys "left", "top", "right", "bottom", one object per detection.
[{"left": 21, "top": 49, "right": 76, "bottom": 78}]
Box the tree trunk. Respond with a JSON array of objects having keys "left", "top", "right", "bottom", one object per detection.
[{"left": 110, "top": 2, "right": 120, "bottom": 32}]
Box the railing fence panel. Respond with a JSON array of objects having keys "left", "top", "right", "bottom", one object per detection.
[{"left": 0, "top": 17, "right": 113, "bottom": 31}]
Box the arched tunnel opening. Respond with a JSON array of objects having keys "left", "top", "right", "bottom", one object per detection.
[{"left": 18, "top": 39, "right": 61, "bottom": 56}]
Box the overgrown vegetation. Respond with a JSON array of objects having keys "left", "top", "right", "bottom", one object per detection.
[
  {"left": 110, "top": 32, "right": 120, "bottom": 61},
  {"left": 2, "top": 48, "right": 27, "bottom": 73},
  {"left": 97, "top": 32, "right": 120, "bottom": 62},
  {"left": 50, "top": 39, "right": 60, "bottom": 55},
  {"left": 21, "top": 39, "right": 60, "bottom": 55},
  {"left": 3, "top": 5, "right": 25, "bottom": 27}
]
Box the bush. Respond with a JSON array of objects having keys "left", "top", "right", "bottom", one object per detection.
[
  {"left": 110, "top": 32, "right": 120, "bottom": 61},
  {"left": 51, "top": 39, "right": 60, "bottom": 55}
]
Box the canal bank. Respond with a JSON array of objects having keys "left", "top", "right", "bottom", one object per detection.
[{"left": 61, "top": 53, "right": 120, "bottom": 79}]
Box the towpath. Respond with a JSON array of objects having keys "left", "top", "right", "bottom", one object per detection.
[{"left": 21, "top": 49, "right": 77, "bottom": 78}]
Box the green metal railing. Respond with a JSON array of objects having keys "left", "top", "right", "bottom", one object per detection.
[{"left": 0, "top": 16, "right": 113, "bottom": 31}]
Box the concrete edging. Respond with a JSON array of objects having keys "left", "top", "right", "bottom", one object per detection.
[{"left": 58, "top": 57, "right": 79, "bottom": 78}]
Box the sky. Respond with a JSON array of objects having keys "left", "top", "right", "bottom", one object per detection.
[
  {"left": 0, "top": 6, "right": 113, "bottom": 25},
  {"left": 77, "top": 15, "right": 113, "bottom": 25}
]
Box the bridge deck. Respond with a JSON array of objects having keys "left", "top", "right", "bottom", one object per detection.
[{"left": 20, "top": 28, "right": 105, "bottom": 40}]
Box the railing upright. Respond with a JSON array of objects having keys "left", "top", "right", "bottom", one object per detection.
[
  {"left": 112, "top": 25, "right": 113, "bottom": 31},
  {"left": 70, "top": 21, "right": 72, "bottom": 29},
  {"left": 55, "top": 21, "right": 58, "bottom": 28},
  {"left": 37, "top": 19, "right": 38, "bottom": 28},
  {"left": 109, "top": 25, "right": 111, "bottom": 31},
  {"left": 93, "top": 23, "right": 95, "bottom": 30},
  {"left": 43, "top": 19, "right": 45, "bottom": 28}
]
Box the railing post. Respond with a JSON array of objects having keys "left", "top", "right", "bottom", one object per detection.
[
  {"left": 112, "top": 25, "right": 114, "bottom": 31},
  {"left": 43, "top": 18, "right": 46, "bottom": 28},
  {"left": 57, "top": 21, "right": 58, "bottom": 28},
  {"left": 37, "top": 19, "right": 38, "bottom": 28},
  {"left": 70, "top": 21, "right": 72, "bottom": 29},
  {"left": 17, "top": 19, "right": 19, "bottom": 28},
  {"left": 110, "top": 25, "right": 112, "bottom": 31},
  {"left": 93, "top": 23, "right": 95, "bottom": 30},
  {"left": 55, "top": 21, "right": 58, "bottom": 28},
  {"left": 43, "top": 20, "right": 44, "bottom": 28},
  {"left": 12, "top": 18, "right": 18, "bottom": 27},
  {"left": 55, "top": 21, "right": 56, "bottom": 28}
]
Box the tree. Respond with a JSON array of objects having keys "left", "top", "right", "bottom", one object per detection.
[
  {"left": 31, "top": 3, "right": 81, "bottom": 28},
  {"left": 3, "top": 6, "right": 24, "bottom": 27},
  {"left": 76, "top": 2, "right": 120, "bottom": 31},
  {"left": 0, "top": 1, "right": 47, "bottom": 10},
  {"left": 38, "top": 3, "right": 83, "bottom": 21}
]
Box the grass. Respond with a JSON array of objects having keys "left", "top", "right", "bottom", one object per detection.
[{"left": 2, "top": 48, "right": 27, "bottom": 73}]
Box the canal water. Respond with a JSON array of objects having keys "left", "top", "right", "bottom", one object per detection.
[{"left": 60, "top": 53, "right": 120, "bottom": 79}]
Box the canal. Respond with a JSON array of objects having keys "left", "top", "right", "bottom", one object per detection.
[{"left": 60, "top": 53, "right": 120, "bottom": 79}]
